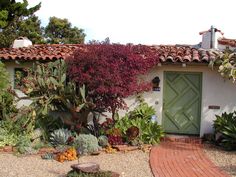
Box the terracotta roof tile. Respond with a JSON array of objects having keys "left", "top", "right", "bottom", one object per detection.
[
  {"left": 151, "top": 45, "right": 218, "bottom": 63},
  {"left": 0, "top": 44, "right": 80, "bottom": 61},
  {"left": 218, "top": 38, "right": 236, "bottom": 47},
  {"left": 0, "top": 44, "right": 219, "bottom": 63}
]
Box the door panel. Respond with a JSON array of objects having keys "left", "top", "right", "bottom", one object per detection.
[{"left": 163, "top": 72, "right": 202, "bottom": 135}]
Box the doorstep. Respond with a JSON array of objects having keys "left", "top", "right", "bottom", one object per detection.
[{"left": 161, "top": 134, "right": 203, "bottom": 144}]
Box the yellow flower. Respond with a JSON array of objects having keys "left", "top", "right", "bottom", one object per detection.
[{"left": 32, "top": 110, "right": 36, "bottom": 117}]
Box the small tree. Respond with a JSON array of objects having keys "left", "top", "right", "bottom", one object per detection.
[
  {"left": 45, "top": 17, "right": 86, "bottom": 44},
  {"left": 0, "top": 0, "right": 41, "bottom": 29},
  {"left": 67, "top": 44, "right": 159, "bottom": 120},
  {"left": 0, "top": 0, "right": 42, "bottom": 47}
]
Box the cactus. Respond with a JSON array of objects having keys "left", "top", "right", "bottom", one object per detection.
[
  {"left": 98, "top": 135, "right": 108, "bottom": 148},
  {"left": 49, "top": 128, "right": 72, "bottom": 147},
  {"left": 74, "top": 134, "right": 100, "bottom": 155}
]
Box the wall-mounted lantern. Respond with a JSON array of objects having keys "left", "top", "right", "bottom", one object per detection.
[{"left": 152, "top": 76, "right": 160, "bottom": 91}]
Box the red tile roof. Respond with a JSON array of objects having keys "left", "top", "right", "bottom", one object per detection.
[
  {"left": 0, "top": 44, "right": 80, "bottom": 61},
  {"left": 218, "top": 38, "right": 236, "bottom": 47},
  {"left": 152, "top": 45, "right": 218, "bottom": 63},
  {"left": 0, "top": 44, "right": 219, "bottom": 63}
]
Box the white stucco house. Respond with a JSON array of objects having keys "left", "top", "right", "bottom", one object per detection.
[{"left": 0, "top": 27, "right": 235, "bottom": 137}]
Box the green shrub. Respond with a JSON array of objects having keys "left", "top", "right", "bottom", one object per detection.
[
  {"left": 129, "top": 102, "right": 155, "bottom": 120},
  {"left": 0, "top": 61, "right": 9, "bottom": 91},
  {"left": 15, "top": 135, "right": 37, "bottom": 154},
  {"left": 0, "top": 107, "right": 36, "bottom": 149},
  {"left": 0, "top": 61, "right": 17, "bottom": 121},
  {"left": 115, "top": 115, "right": 164, "bottom": 144},
  {"left": 214, "top": 111, "right": 236, "bottom": 150},
  {"left": 115, "top": 101, "right": 164, "bottom": 145},
  {"left": 74, "top": 134, "right": 100, "bottom": 155},
  {"left": 0, "top": 90, "right": 17, "bottom": 120},
  {"left": 0, "top": 126, "right": 17, "bottom": 147}
]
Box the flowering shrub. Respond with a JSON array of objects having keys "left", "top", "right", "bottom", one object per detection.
[
  {"left": 66, "top": 44, "right": 159, "bottom": 119},
  {"left": 99, "top": 118, "right": 114, "bottom": 131}
]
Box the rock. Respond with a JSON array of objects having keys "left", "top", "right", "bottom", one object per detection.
[
  {"left": 3, "top": 146, "right": 13, "bottom": 152},
  {"left": 111, "top": 171, "right": 120, "bottom": 177},
  {"left": 91, "top": 151, "right": 100, "bottom": 155},
  {"left": 71, "top": 162, "right": 100, "bottom": 173},
  {"left": 112, "top": 145, "right": 139, "bottom": 152}
]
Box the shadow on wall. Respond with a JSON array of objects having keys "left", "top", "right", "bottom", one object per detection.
[
  {"left": 201, "top": 101, "right": 236, "bottom": 136},
  {"left": 118, "top": 91, "right": 160, "bottom": 120}
]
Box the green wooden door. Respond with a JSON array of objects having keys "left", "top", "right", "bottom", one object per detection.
[{"left": 163, "top": 72, "right": 202, "bottom": 135}]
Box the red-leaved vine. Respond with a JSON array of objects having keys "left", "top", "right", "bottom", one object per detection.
[{"left": 66, "top": 44, "right": 159, "bottom": 119}]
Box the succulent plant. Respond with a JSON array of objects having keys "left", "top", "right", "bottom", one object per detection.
[
  {"left": 108, "top": 135, "right": 123, "bottom": 145},
  {"left": 126, "top": 126, "right": 139, "bottom": 141},
  {"left": 41, "top": 152, "right": 54, "bottom": 160},
  {"left": 49, "top": 128, "right": 72, "bottom": 147},
  {"left": 74, "top": 134, "right": 100, "bottom": 155},
  {"left": 98, "top": 135, "right": 109, "bottom": 148}
]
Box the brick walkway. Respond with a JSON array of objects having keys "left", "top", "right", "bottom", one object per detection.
[{"left": 150, "top": 140, "right": 229, "bottom": 177}]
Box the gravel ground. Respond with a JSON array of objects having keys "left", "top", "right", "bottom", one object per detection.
[
  {"left": 204, "top": 144, "right": 236, "bottom": 177},
  {"left": 0, "top": 150, "right": 153, "bottom": 177}
]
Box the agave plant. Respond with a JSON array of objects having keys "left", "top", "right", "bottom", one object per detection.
[
  {"left": 214, "top": 111, "right": 236, "bottom": 150},
  {"left": 49, "top": 128, "right": 72, "bottom": 147}
]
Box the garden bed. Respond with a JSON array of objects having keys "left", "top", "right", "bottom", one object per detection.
[
  {"left": 204, "top": 143, "right": 236, "bottom": 177},
  {"left": 0, "top": 150, "right": 153, "bottom": 177}
]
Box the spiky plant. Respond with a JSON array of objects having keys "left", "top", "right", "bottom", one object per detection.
[{"left": 49, "top": 128, "right": 72, "bottom": 147}]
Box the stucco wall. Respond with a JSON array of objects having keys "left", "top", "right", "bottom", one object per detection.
[
  {"left": 4, "top": 61, "right": 33, "bottom": 108},
  {"left": 4, "top": 61, "right": 236, "bottom": 136},
  {"left": 217, "top": 43, "right": 236, "bottom": 51},
  {"left": 120, "top": 64, "right": 236, "bottom": 137}
]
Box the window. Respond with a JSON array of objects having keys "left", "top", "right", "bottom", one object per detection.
[{"left": 14, "top": 68, "right": 27, "bottom": 89}]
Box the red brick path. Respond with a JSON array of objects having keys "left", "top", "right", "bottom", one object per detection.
[{"left": 150, "top": 141, "right": 229, "bottom": 177}]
